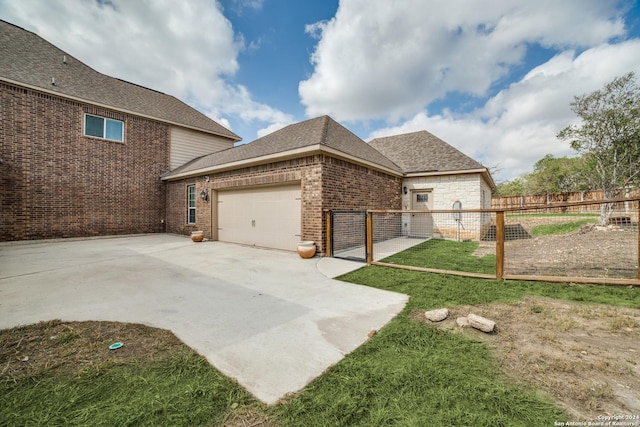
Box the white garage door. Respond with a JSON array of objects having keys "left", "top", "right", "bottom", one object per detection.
[{"left": 218, "top": 184, "right": 302, "bottom": 251}]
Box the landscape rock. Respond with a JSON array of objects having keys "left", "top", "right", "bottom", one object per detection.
[
  {"left": 424, "top": 308, "right": 449, "bottom": 322},
  {"left": 456, "top": 317, "right": 469, "bottom": 328},
  {"left": 467, "top": 313, "right": 496, "bottom": 333}
]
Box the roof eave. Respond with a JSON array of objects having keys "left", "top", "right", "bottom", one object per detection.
[
  {"left": 0, "top": 76, "right": 241, "bottom": 142},
  {"left": 161, "top": 144, "right": 403, "bottom": 181},
  {"left": 404, "top": 168, "right": 496, "bottom": 188}
]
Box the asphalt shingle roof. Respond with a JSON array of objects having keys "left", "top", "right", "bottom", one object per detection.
[
  {"left": 369, "top": 130, "right": 486, "bottom": 174},
  {"left": 0, "top": 20, "right": 240, "bottom": 141},
  {"left": 164, "top": 115, "right": 402, "bottom": 178}
]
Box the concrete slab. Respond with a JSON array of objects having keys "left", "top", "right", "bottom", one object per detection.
[
  {"left": 0, "top": 235, "right": 407, "bottom": 404},
  {"left": 316, "top": 257, "right": 365, "bottom": 278},
  {"left": 329, "top": 236, "right": 429, "bottom": 263}
]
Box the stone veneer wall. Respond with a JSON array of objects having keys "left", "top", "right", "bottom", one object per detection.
[
  {"left": 402, "top": 173, "right": 492, "bottom": 240},
  {"left": 0, "top": 83, "right": 169, "bottom": 241}
]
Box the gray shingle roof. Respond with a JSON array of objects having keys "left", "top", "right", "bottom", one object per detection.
[
  {"left": 369, "top": 130, "right": 486, "bottom": 174},
  {"left": 0, "top": 20, "right": 240, "bottom": 141},
  {"left": 164, "top": 115, "right": 402, "bottom": 178}
]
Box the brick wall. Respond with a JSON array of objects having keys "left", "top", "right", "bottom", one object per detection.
[
  {"left": 321, "top": 156, "right": 402, "bottom": 209},
  {"left": 164, "top": 154, "right": 402, "bottom": 253},
  {"left": 0, "top": 83, "right": 169, "bottom": 241},
  {"left": 165, "top": 156, "right": 321, "bottom": 239},
  {"left": 320, "top": 156, "right": 402, "bottom": 252}
]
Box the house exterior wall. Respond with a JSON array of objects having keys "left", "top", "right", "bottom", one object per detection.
[
  {"left": 402, "top": 173, "right": 491, "bottom": 240},
  {"left": 169, "top": 126, "right": 235, "bottom": 169},
  {"left": 164, "top": 154, "right": 402, "bottom": 253},
  {"left": 0, "top": 83, "right": 169, "bottom": 241},
  {"left": 165, "top": 155, "right": 321, "bottom": 243}
]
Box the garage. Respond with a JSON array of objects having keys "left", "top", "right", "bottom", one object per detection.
[{"left": 217, "top": 184, "right": 302, "bottom": 251}]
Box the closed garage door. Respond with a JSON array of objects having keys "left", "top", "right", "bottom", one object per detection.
[{"left": 218, "top": 184, "right": 301, "bottom": 251}]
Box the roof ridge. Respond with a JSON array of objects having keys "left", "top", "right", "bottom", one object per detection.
[
  {"left": 369, "top": 129, "right": 487, "bottom": 174},
  {"left": 319, "top": 115, "right": 330, "bottom": 145},
  {"left": 114, "top": 77, "right": 167, "bottom": 95},
  {"left": 0, "top": 19, "right": 27, "bottom": 32}
]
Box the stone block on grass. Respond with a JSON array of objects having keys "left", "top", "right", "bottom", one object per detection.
[
  {"left": 467, "top": 313, "right": 496, "bottom": 333},
  {"left": 424, "top": 308, "right": 449, "bottom": 322}
]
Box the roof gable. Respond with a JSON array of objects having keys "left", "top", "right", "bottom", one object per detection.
[
  {"left": 163, "top": 115, "right": 402, "bottom": 179},
  {"left": 0, "top": 20, "right": 240, "bottom": 141},
  {"left": 369, "top": 130, "right": 485, "bottom": 174}
]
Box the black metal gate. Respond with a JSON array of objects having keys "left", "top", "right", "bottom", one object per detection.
[{"left": 330, "top": 210, "right": 367, "bottom": 262}]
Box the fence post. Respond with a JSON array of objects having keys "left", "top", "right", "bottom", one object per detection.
[
  {"left": 366, "top": 212, "right": 373, "bottom": 265},
  {"left": 637, "top": 201, "right": 640, "bottom": 280},
  {"left": 496, "top": 211, "right": 505, "bottom": 280},
  {"left": 325, "top": 211, "right": 332, "bottom": 257}
]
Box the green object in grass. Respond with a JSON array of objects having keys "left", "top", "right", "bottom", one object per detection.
[{"left": 109, "top": 342, "right": 123, "bottom": 350}]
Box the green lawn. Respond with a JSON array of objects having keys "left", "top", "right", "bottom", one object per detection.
[
  {"left": 2, "top": 266, "right": 638, "bottom": 426},
  {"left": 0, "top": 347, "right": 258, "bottom": 426},
  {"left": 274, "top": 268, "right": 638, "bottom": 426},
  {"left": 530, "top": 218, "right": 598, "bottom": 237},
  {"left": 380, "top": 239, "right": 496, "bottom": 274}
]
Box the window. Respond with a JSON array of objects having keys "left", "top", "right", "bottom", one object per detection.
[
  {"left": 84, "top": 114, "right": 124, "bottom": 142},
  {"left": 187, "top": 185, "right": 196, "bottom": 224},
  {"left": 417, "top": 193, "right": 429, "bottom": 203}
]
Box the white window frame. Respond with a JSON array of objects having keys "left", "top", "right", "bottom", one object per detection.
[
  {"left": 187, "top": 185, "right": 196, "bottom": 224},
  {"left": 84, "top": 114, "right": 124, "bottom": 142}
]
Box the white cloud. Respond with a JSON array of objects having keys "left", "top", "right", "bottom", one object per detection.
[
  {"left": 300, "top": 0, "right": 627, "bottom": 122},
  {"left": 368, "top": 40, "right": 640, "bottom": 182},
  {"left": 217, "top": 84, "right": 294, "bottom": 125},
  {"left": 0, "top": 0, "right": 287, "bottom": 137},
  {"left": 256, "top": 121, "right": 291, "bottom": 138}
]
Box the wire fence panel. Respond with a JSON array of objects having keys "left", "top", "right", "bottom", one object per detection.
[
  {"left": 503, "top": 205, "right": 639, "bottom": 280},
  {"left": 328, "top": 198, "right": 640, "bottom": 285},
  {"left": 331, "top": 210, "right": 367, "bottom": 261},
  {"left": 371, "top": 211, "right": 496, "bottom": 275}
]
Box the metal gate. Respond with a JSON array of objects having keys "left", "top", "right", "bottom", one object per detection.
[{"left": 330, "top": 210, "right": 367, "bottom": 262}]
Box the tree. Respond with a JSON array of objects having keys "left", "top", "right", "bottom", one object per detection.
[
  {"left": 492, "top": 177, "right": 526, "bottom": 197},
  {"left": 524, "top": 154, "right": 589, "bottom": 195},
  {"left": 558, "top": 72, "right": 640, "bottom": 224}
]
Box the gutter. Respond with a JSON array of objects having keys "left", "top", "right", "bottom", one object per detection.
[
  {"left": 162, "top": 144, "right": 404, "bottom": 181},
  {"left": 405, "top": 168, "right": 496, "bottom": 188}
]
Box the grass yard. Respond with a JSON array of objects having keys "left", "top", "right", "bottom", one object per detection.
[
  {"left": 529, "top": 218, "right": 598, "bottom": 237},
  {"left": 0, "top": 321, "right": 261, "bottom": 426},
  {"left": 2, "top": 261, "right": 639, "bottom": 426},
  {"left": 380, "top": 238, "right": 496, "bottom": 274}
]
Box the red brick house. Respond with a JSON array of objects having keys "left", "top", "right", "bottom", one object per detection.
[
  {"left": 161, "top": 116, "right": 495, "bottom": 254},
  {"left": 1, "top": 20, "right": 493, "bottom": 253},
  {"left": 0, "top": 20, "right": 240, "bottom": 241},
  {"left": 162, "top": 115, "right": 403, "bottom": 253}
]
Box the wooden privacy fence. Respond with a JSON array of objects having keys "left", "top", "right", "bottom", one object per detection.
[
  {"left": 492, "top": 189, "right": 640, "bottom": 211},
  {"left": 325, "top": 197, "right": 640, "bottom": 286}
]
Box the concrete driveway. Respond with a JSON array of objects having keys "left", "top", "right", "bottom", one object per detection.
[{"left": 0, "top": 234, "right": 407, "bottom": 404}]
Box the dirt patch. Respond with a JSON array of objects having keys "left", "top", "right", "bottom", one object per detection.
[
  {"left": 413, "top": 297, "right": 640, "bottom": 420},
  {"left": 474, "top": 223, "right": 638, "bottom": 279},
  {"left": 0, "top": 319, "right": 185, "bottom": 380}
]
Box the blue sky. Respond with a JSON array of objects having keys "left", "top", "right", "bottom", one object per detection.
[{"left": 2, "top": 0, "right": 640, "bottom": 182}]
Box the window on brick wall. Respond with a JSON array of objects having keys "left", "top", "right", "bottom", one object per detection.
[
  {"left": 84, "top": 114, "right": 124, "bottom": 142},
  {"left": 187, "top": 185, "right": 196, "bottom": 224}
]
